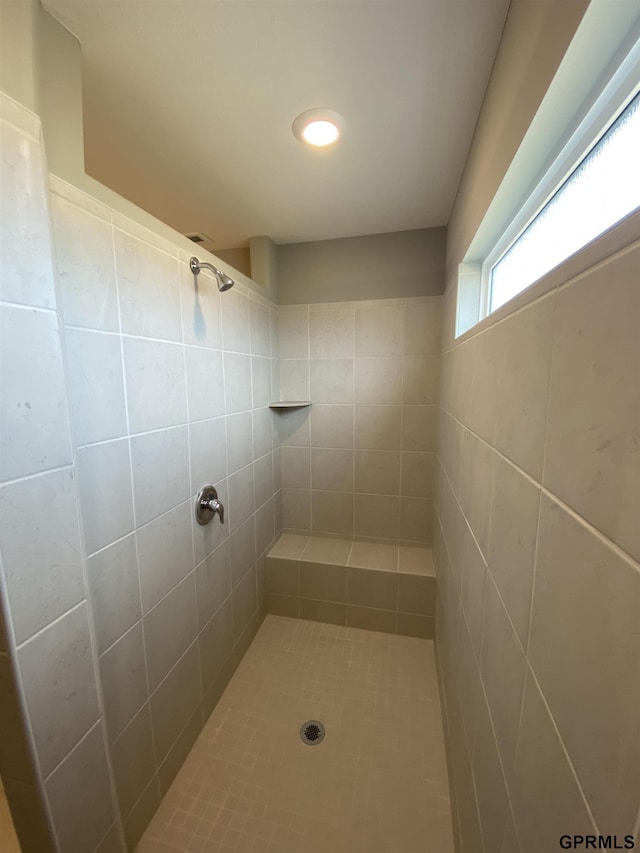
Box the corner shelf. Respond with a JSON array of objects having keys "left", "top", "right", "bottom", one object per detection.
[{"left": 269, "top": 401, "right": 312, "bottom": 410}]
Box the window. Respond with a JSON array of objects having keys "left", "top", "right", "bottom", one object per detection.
[
  {"left": 455, "top": 9, "right": 640, "bottom": 340},
  {"left": 489, "top": 92, "right": 640, "bottom": 313}
]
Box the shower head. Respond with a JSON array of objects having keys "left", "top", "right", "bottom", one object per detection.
[{"left": 189, "top": 256, "right": 235, "bottom": 292}]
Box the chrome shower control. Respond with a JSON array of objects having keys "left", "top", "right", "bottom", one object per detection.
[{"left": 196, "top": 485, "right": 224, "bottom": 525}]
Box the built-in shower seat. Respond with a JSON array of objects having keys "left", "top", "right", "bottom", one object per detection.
[{"left": 265, "top": 534, "right": 436, "bottom": 637}]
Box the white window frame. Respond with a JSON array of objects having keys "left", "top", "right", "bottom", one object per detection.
[{"left": 456, "top": 13, "right": 640, "bottom": 339}]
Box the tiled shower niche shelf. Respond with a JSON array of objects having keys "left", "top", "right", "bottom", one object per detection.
[
  {"left": 269, "top": 401, "right": 312, "bottom": 409},
  {"left": 266, "top": 534, "right": 436, "bottom": 638}
]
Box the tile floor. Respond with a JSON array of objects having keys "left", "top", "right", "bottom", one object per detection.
[{"left": 137, "top": 615, "right": 453, "bottom": 853}]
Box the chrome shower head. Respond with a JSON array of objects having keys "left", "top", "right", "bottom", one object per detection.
[{"left": 189, "top": 256, "right": 235, "bottom": 292}]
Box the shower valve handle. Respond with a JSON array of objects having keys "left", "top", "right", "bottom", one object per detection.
[{"left": 196, "top": 485, "right": 224, "bottom": 525}]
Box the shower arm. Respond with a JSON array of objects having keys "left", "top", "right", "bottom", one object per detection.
[{"left": 190, "top": 257, "right": 220, "bottom": 277}]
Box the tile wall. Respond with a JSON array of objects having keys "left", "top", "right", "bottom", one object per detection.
[
  {"left": 0, "top": 91, "right": 117, "bottom": 852},
  {"left": 1, "top": 90, "right": 280, "bottom": 852},
  {"left": 50, "top": 175, "right": 280, "bottom": 849},
  {"left": 435, "top": 222, "right": 640, "bottom": 852},
  {"left": 277, "top": 297, "right": 442, "bottom": 545}
]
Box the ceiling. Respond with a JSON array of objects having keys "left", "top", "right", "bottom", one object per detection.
[{"left": 43, "top": 0, "right": 510, "bottom": 249}]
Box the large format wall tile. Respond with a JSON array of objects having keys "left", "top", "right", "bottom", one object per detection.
[
  {"left": 45, "top": 723, "right": 116, "bottom": 853},
  {"left": 19, "top": 604, "right": 100, "bottom": 777},
  {"left": 53, "top": 195, "right": 119, "bottom": 332},
  {"left": 124, "top": 338, "right": 187, "bottom": 432},
  {"left": 115, "top": 231, "right": 181, "bottom": 342},
  {"left": 0, "top": 467, "right": 84, "bottom": 644},
  {"left": 1, "top": 121, "right": 56, "bottom": 310},
  {"left": 66, "top": 328, "right": 127, "bottom": 445},
  {"left": 544, "top": 246, "right": 640, "bottom": 564},
  {"left": 0, "top": 307, "right": 73, "bottom": 481},
  {"left": 529, "top": 496, "right": 640, "bottom": 834},
  {"left": 77, "top": 438, "right": 135, "bottom": 555},
  {"left": 437, "top": 216, "right": 640, "bottom": 853}
]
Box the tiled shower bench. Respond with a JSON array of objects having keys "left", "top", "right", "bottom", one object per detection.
[{"left": 266, "top": 534, "right": 436, "bottom": 638}]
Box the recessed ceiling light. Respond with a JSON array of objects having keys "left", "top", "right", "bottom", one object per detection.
[{"left": 292, "top": 108, "right": 344, "bottom": 148}]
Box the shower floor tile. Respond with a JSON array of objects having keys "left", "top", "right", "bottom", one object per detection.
[{"left": 136, "top": 615, "right": 454, "bottom": 853}]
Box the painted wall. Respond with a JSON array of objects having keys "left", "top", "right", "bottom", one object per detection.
[
  {"left": 277, "top": 296, "right": 441, "bottom": 545},
  {"left": 435, "top": 1, "right": 640, "bottom": 850},
  {"left": 277, "top": 228, "right": 446, "bottom": 305}
]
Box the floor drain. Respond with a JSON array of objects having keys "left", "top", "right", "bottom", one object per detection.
[{"left": 300, "top": 720, "right": 325, "bottom": 745}]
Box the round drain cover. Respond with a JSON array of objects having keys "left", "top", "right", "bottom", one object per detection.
[{"left": 300, "top": 720, "right": 325, "bottom": 745}]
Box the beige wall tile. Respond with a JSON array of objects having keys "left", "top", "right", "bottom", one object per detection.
[
  {"left": 123, "top": 779, "right": 159, "bottom": 852},
  {"left": 355, "top": 302, "right": 404, "bottom": 357},
  {"left": 494, "top": 295, "right": 555, "bottom": 480},
  {"left": 311, "top": 490, "right": 354, "bottom": 536},
  {"left": 300, "top": 562, "right": 347, "bottom": 602},
  {"left": 488, "top": 454, "right": 540, "bottom": 646},
  {"left": 156, "top": 704, "right": 203, "bottom": 797},
  {"left": 99, "top": 623, "right": 148, "bottom": 742},
  {"left": 355, "top": 357, "right": 403, "bottom": 404},
  {"left": 226, "top": 411, "right": 253, "bottom": 474},
  {"left": 230, "top": 517, "right": 256, "bottom": 586},
  {"left": 254, "top": 454, "right": 274, "bottom": 508},
  {"left": 87, "top": 534, "right": 141, "bottom": 655},
  {"left": 459, "top": 522, "right": 487, "bottom": 658},
  {"left": 401, "top": 451, "right": 436, "bottom": 498},
  {"left": 480, "top": 577, "right": 527, "bottom": 784},
  {"left": 404, "top": 300, "right": 443, "bottom": 356},
  {"left": 232, "top": 567, "right": 257, "bottom": 640},
  {"left": 349, "top": 542, "right": 398, "bottom": 571},
  {"left": 227, "top": 466, "right": 255, "bottom": 532},
  {"left": 116, "top": 231, "right": 181, "bottom": 342},
  {"left": 266, "top": 593, "right": 299, "bottom": 618},
  {"left": 278, "top": 308, "right": 309, "bottom": 358},
  {"left": 346, "top": 605, "right": 396, "bottom": 634},
  {"left": 281, "top": 446, "right": 310, "bottom": 488},
  {"left": 266, "top": 557, "right": 299, "bottom": 596},
  {"left": 309, "top": 306, "right": 354, "bottom": 358},
  {"left": 45, "top": 724, "right": 116, "bottom": 853},
  {"left": 53, "top": 195, "right": 118, "bottom": 332},
  {"left": 402, "top": 356, "right": 440, "bottom": 404},
  {"left": 355, "top": 405, "right": 401, "bottom": 450},
  {"left": 397, "top": 613, "right": 434, "bottom": 638},
  {"left": 125, "top": 338, "right": 187, "bottom": 432},
  {"left": 398, "top": 546, "right": 435, "bottom": 576},
  {"left": 301, "top": 537, "right": 352, "bottom": 565},
  {"left": 220, "top": 288, "right": 250, "bottom": 353},
  {"left": 0, "top": 467, "right": 85, "bottom": 645},
  {"left": 195, "top": 540, "right": 231, "bottom": 630},
  {"left": 149, "top": 643, "right": 201, "bottom": 763},
  {"left": 137, "top": 501, "right": 193, "bottom": 613},
  {"left": 472, "top": 693, "right": 509, "bottom": 853},
  {"left": 311, "top": 448, "right": 354, "bottom": 492},
  {"left": 250, "top": 300, "right": 271, "bottom": 358},
  {"left": 544, "top": 247, "right": 640, "bottom": 563},
  {"left": 355, "top": 450, "right": 401, "bottom": 495},
  {"left": 310, "top": 359, "right": 354, "bottom": 403},
  {"left": 401, "top": 405, "right": 438, "bottom": 452},
  {"left": 277, "top": 406, "right": 311, "bottom": 446},
  {"left": 511, "top": 672, "right": 595, "bottom": 853},
  {"left": 199, "top": 598, "right": 234, "bottom": 691},
  {"left": 529, "top": 496, "right": 640, "bottom": 833},
  {"left": 354, "top": 494, "right": 400, "bottom": 540},
  {"left": 279, "top": 359, "right": 310, "bottom": 401},
  {"left": 347, "top": 566, "right": 397, "bottom": 610},
  {"left": 398, "top": 574, "right": 436, "bottom": 616},
  {"left": 111, "top": 705, "right": 156, "bottom": 815},
  {"left": 18, "top": 604, "right": 100, "bottom": 777},
  {"left": 310, "top": 405, "right": 354, "bottom": 448},
  {"left": 268, "top": 533, "right": 309, "bottom": 558},
  {"left": 144, "top": 575, "right": 197, "bottom": 692},
  {"left": 281, "top": 487, "right": 311, "bottom": 530},
  {"left": 300, "top": 599, "right": 346, "bottom": 626},
  {"left": 399, "top": 497, "right": 433, "bottom": 543}
]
